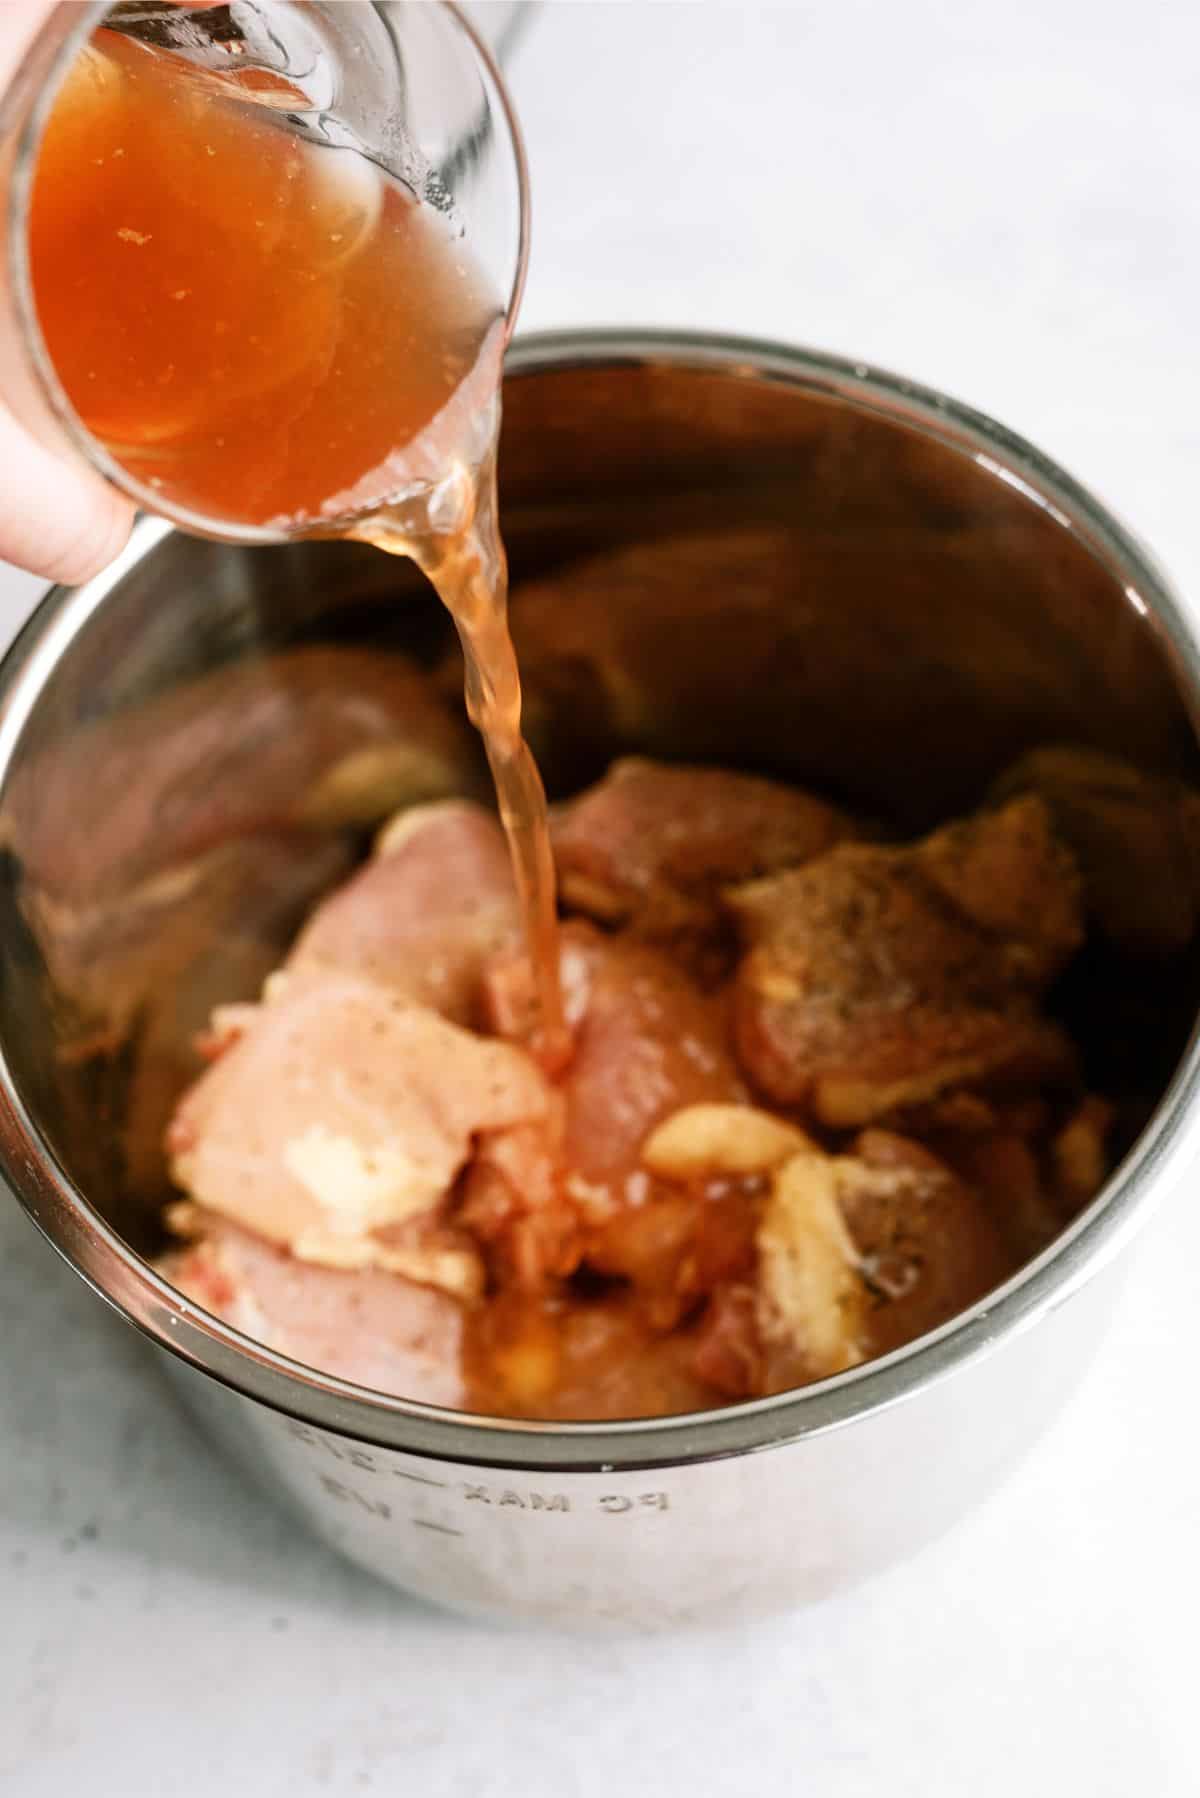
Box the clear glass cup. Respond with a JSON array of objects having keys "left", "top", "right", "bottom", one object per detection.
[{"left": 0, "top": 1, "right": 530, "bottom": 544}]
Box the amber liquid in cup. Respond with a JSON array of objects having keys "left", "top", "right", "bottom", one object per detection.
[{"left": 28, "top": 28, "right": 565, "bottom": 1064}]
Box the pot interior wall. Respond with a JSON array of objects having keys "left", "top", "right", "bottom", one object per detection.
[{"left": 1, "top": 353, "right": 1197, "bottom": 1251}]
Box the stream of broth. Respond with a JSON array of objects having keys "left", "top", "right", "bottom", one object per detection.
[{"left": 29, "top": 27, "right": 566, "bottom": 1064}]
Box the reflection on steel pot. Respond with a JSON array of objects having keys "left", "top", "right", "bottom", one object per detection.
[{"left": 0, "top": 333, "right": 1197, "bottom": 1627}]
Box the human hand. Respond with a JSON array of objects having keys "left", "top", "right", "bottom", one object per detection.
[{"left": 0, "top": 2, "right": 135, "bottom": 585}]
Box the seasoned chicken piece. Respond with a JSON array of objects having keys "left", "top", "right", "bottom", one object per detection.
[
  {"left": 2, "top": 646, "right": 478, "bottom": 908},
  {"left": 921, "top": 1092, "right": 1113, "bottom": 1261},
  {"left": 918, "top": 795, "right": 1082, "bottom": 982},
  {"left": 455, "top": 1110, "right": 580, "bottom": 1294},
  {"left": 992, "top": 746, "right": 1200, "bottom": 954},
  {"left": 564, "top": 927, "right": 746, "bottom": 1202},
  {"left": 485, "top": 921, "right": 746, "bottom": 1219},
  {"left": 837, "top": 1130, "right": 1013, "bottom": 1357},
  {"left": 551, "top": 757, "right": 854, "bottom": 963},
  {"left": 931, "top": 1128, "right": 1060, "bottom": 1262},
  {"left": 729, "top": 796, "right": 1083, "bottom": 1127},
  {"left": 282, "top": 800, "right": 520, "bottom": 1027},
  {"left": 691, "top": 1284, "right": 763, "bottom": 1399},
  {"left": 477, "top": 926, "right": 750, "bottom": 1311},
  {"left": 586, "top": 1184, "right": 761, "bottom": 1334},
  {"left": 464, "top": 1289, "right": 718, "bottom": 1421},
  {"left": 166, "top": 973, "right": 552, "bottom": 1286},
  {"left": 689, "top": 1129, "right": 1012, "bottom": 1399},
  {"left": 159, "top": 1209, "right": 465, "bottom": 1405},
  {"left": 1051, "top": 1095, "right": 1113, "bottom": 1211}
]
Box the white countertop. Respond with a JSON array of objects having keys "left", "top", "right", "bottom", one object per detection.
[{"left": 3, "top": 3, "right": 1200, "bottom": 1791}]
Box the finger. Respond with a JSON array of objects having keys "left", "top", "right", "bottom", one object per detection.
[
  {"left": 0, "top": 2, "right": 58, "bottom": 89},
  {"left": 0, "top": 403, "right": 135, "bottom": 586}
]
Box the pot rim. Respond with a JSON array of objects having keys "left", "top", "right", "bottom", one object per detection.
[{"left": 2, "top": 326, "right": 1197, "bottom": 1472}]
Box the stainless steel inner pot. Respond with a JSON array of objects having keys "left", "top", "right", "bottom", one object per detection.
[{"left": 2, "top": 331, "right": 1198, "bottom": 1627}]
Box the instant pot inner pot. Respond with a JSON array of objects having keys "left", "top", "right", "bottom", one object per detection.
[{"left": 2, "top": 357, "right": 1198, "bottom": 1259}]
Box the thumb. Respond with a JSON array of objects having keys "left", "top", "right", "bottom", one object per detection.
[{"left": 0, "top": 401, "right": 135, "bottom": 586}]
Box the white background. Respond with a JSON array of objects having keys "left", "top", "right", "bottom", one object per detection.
[{"left": 3, "top": 3, "right": 1200, "bottom": 1792}]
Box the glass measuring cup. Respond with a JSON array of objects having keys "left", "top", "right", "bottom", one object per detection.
[{"left": 0, "top": 1, "right": 529, "bottom": 545}]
